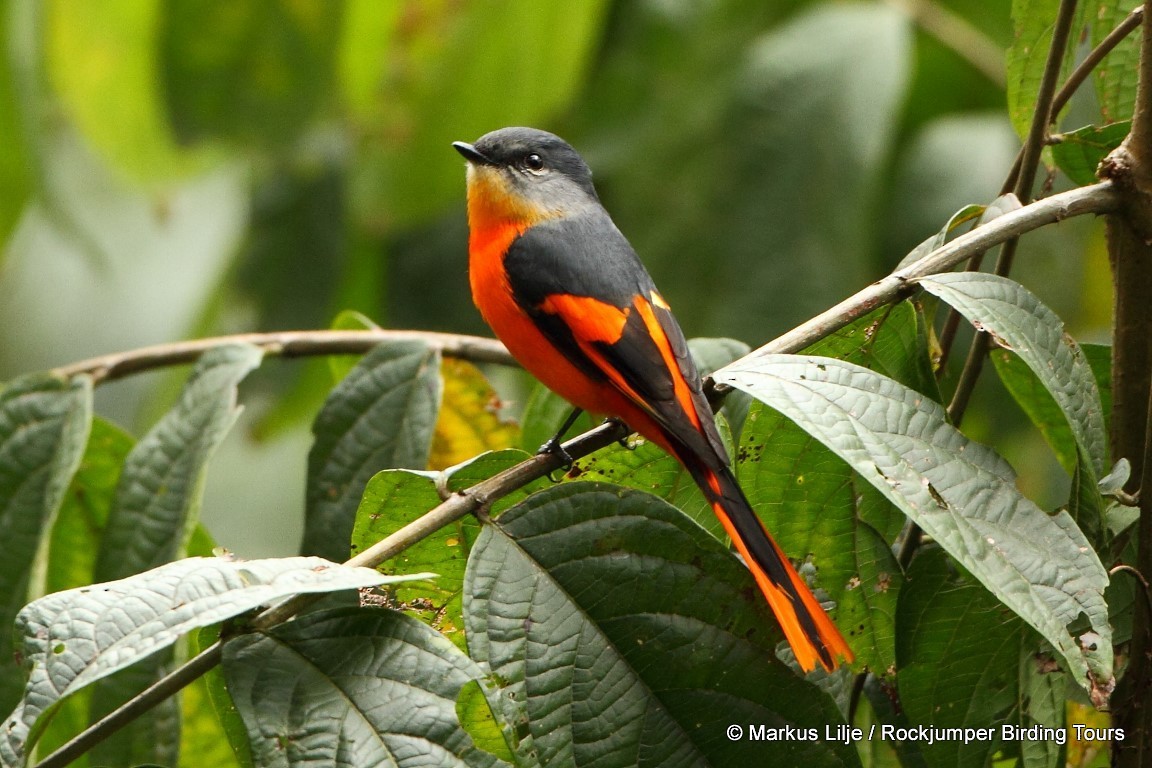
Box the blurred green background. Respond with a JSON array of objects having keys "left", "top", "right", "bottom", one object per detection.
[{"left": 0, "top": 0, "right": 1110, "bottom": 556}]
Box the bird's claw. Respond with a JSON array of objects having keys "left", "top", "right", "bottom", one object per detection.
[
  {"left": 538, "top": 436, "right": 575, "bottom": 467},
  {"left": 605, "top": 418, "right": 635, "bottom": 450}
]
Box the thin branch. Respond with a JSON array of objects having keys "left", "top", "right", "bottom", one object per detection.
[
  {"left": 51, "top": 330, "right": 517, "bottom": 385},
  {"left": 734, "top": 182, "right": 1119, "bottom": 367},
  {"left": 886, "top": 0, "right": 1005, "bottom": 86},
  {"left": 1111, "top": 564, "right": 1152, "bottom": 618},
  {"left": 34, "top": 643, "right": 225, "bottom": 768},
  {"left": 1058, "top": 6, "right": 1144, "bottom": 118},
  {"left": 29, "top": 181, "right": 1121, "bottom": 768},
  {"left": 1016, "top": 0, "right": 1081, "bottom": 205}
]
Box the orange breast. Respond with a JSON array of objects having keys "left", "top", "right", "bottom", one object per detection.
[{"left": 468, "top": 222, "right": 599, "bottom": 411}]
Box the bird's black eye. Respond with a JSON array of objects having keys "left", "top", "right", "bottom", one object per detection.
[{"left": 523, "top": 153, "right": 545, "bottom": 172}]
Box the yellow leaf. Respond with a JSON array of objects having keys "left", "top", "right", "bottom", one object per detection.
[{"left": 429, "top": 358, "right": 518, "bottom": 469}]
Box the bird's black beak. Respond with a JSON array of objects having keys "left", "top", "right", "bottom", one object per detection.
[{"left": 453, "top": 141, "right": 494, "bottom": 166}]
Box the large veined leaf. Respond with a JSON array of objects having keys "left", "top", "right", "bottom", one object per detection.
[
  {"left": 896, "top": 548, "right": 1063, "bottom": 768},
  {"left": 1052, "top": 122, "right": 1130, "bottom": 185},
  {"left": 0, "top": 557, "right": 412, "bottom": 766},
  {"left": 0, "top": 374, "right": 92, "bottom": 715},
  {"left": 304, "top": 340, "right": 442, "bottom": 561},
  {"left": 713, "top": 355, "right": 1111, "bottom": 693},
  {"left": 564, "top": 418, "right": 734, "bottom": 541},
  {"left": 46, "top": 418, "right": 133, "bottom": 596},
  {"left": 40, "top": 417, "right": 127, "bottom": 766},
  {"left": 558, "top": 336, "right": 748, "bottom": 541},
  {"left": 917, "top": 273, "right": 1106, "bottom": 475},
  {"left": 919, "top": 272, "right": 1109, "bottom": 545},
  {"left": 223, "top": 608, "right": 507, "bottom": 768},
  {"left": 95, "top": 343, "right": 263, "bottom": 581},
  {"left": 444, "top": 448, "right": 553, "bottom": 518},
  {"left": 85, "top": 344, "right": 261, "bottom": 765},
  {"left": 732, "top": 302, "right": 939, "bottom": 673},
  {"left": 465, "top": 483, "right": 860, "bottom": 767}
]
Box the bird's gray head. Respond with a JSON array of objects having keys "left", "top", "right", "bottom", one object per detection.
[{"left": 453, "top": 127, "right": 600, "bottom": 223}]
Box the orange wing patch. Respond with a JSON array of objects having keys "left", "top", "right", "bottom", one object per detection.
[
  {"left": 632, "top": 293, "right": 702, "bottom": 431},
  {"left": 539, "top": 294, "right": 632, "bottom": 344}
]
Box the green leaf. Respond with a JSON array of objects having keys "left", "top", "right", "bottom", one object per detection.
[
  {"left": 803, "top": 300, "right": 941, "bottom": 406},
  {"left": 326, "top": 309, "right": 379, "bottom": 383},
  {"left": 160, "top": 0, "right": 343, "bottom": 149},
  {"left": 0, "top": 0, "right": 33, "bottom": 250},
  {"left": 1081, "top": 343, "right": 1113, "bottom": 440},
  {"left": 186, "top": 625, "right": 253, "bottom": 768},
  {"left": 565, "top": 431, "right": 727, "bottom": 540},
  {"left": 859, "top": 674, "right": 928, "bottom": 768},
  {"left": 1052, "top": 122, "right": 1130, "bottom": 185},
  {"left": 46, "top": 417, "right": 133, "bottom": 594},
  {"left": 897, "top": 547, "right": 1031, "bottom": 767},
  {"left": 304, "top": 341, "right": 442, "bottom": 561},
  {"left": 45, "top": 0, "right": 211, "bottom": 180},
  {"left": 991, "top": 350, "right": 1080, "bottom": 474},
  {"left": 1093, "top": 1, "right": 1142, "bottom": 124},
  {"left": 465, "top": 483, "right": 860, "bottom": 766},
  {"left": 1006, "top": 0, "right": 1087, "bottom": 140},
  {"left": 1016, "top": 644, "right": 1066, "bottom": 768},
  {"left": 714, "top": 355, "right": 1112, "bottom": 693},
  {"left": 350, "top": 0, "right": 611, "bottom": 227},
  {"left": 0, "top": 556, "right": 407, "bottom": 765},
  {"left": 687, "top": 337, "right": 752, "bottom": 375},
  {"left": 223, "top": 607, "right": 507, "bottom": 768},
  {"left": 0, "top": 374, "right": 92, "bottom": 714},
  {"left": 180, "top": 660, "right": 247, "bottom": 768},
  {"left": 896, "top": 203, "right": 987, "bottom": 270},
  {"left": 456, "top": 680, "right": 518, "bottom": 765},
  {"left": 95, "top": 343, "right": 263, "bottom": 581},
  {"left": 918, "top": 273, "right": 1107, "bottom": 475},
  {"left": 689, "top": 336, "right": 753, "bottom": 433},
  {"left": 351, "top": 469, "right": 475, "bottom": 650},
  {"left": 737, "top": 402, "right": 900, "bottom": 674}
]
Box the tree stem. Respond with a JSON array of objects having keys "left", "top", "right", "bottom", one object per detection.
[
  {"left": 1106, "top": 0, "right": 1152, "bottom": 758},
  {"left": 52, "top": 329, "right": 516, "bottom": 385}
]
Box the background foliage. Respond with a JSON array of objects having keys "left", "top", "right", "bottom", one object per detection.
[
  {"left": 0, "top": 0, "right": 1137, "bottom": 766},
  {"left": 0, "top": 0, "right": 1107, "bottom": 555}
]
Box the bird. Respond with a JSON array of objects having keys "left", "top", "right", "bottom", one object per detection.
[{"left": 453, "top": 126, "right": 853, "bottom": 672}]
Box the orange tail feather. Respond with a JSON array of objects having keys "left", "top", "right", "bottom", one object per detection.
[{"left": 687, "top": 458, "right": 853, "bottom": 672}]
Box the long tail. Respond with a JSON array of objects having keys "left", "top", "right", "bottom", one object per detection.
[{"left": 680, "top": 453, "right": 853, "bottom": 672}]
